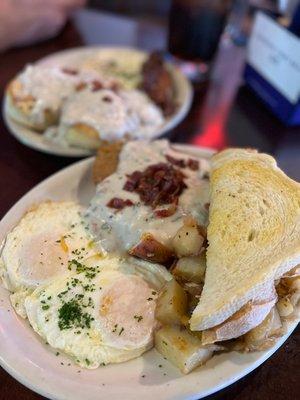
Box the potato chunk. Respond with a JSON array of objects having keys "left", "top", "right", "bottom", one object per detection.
[
  {"left": 129, "top": 233, "right": 174, "bottom": 264},
  {"left": 155, "top": 325, "right": 214, "bottom": 374},
  {"left": 156, "top": 279, "right": 187, "bottom": 325},
  {"left": 277, "top": 297, "right": 294, "bottom": 317},
  {"left": 172, "top": 224, "right": 205, "bottom": 257},
  {"left": 244, "top": 307, "right": 282, "bottom": 351},
  {"left": 172, "top": 253, "right": 206, "bottom": 284}
]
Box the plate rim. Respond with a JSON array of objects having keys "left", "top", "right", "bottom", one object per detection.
[
  {"left": 0, "top": 323, "right": 298, "bottom": 400},
  {"left": 0, "top": 144, "right": 298, "bottom": 400},
  {"left": 2, "top": 46, "right": 193, "bottom": 158}
]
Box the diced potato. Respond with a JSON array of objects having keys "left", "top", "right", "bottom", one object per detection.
[
  {"left": 180, "top": 282, "right": 203, "bottom": 314},
  {"left": 291, "top": 277, "right": 300, "bottom": 292},
  {"left": 129, "top": 233, "right": 174, "bottom": 264},
  {"left": 277, "top": 297, "right": 294, "bottom": 317},
  {"left": 182, "top": 282, "right": 203, "bottom": 297},
  {"left": 156, "top": 279, "right": 187, "bottom": 325},
  {"left": 172, "top": 224, "right": 205, "bottom": 257},
  {"left": 155, "top": 325, "right": 214, "bottom": 374},
  {"left": 172, "top": 253, "right": 206, "bottom": 284},
  {"left": 244, "top": 307, "right": 282, "bottom": 351},
  {"left": 290, "top": 291, "right": 300, "bottom": 308}
]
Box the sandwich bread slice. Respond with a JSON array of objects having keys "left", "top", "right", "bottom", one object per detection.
[{"left": 190, "top": 148, "right": 300, "bottom": 341}]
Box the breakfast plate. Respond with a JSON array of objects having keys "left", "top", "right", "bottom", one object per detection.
[
  {"left": 0, "top": 144, "right": 298, "bottom": 400},
  {"left": 2, "top": 47, "right": 193, "bottom": 158}
]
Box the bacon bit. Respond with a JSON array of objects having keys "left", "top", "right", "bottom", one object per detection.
[
  {"left": 165, "top": 155, "right": 185, "bottom": 168},
  {"left": 123, "top": 171, "right": 143, "bottom": 192},
  {"left": 124, "top": 163, "right": 187, "bottom": 211},
  {"left": 91, "top": 80, "right": 103, "bottom": 92},
  {"left": 61, "top": 67, "right": 78, "bottom": 75},
  {"left": 75, "top": 82, "right": 87, "bottom": 91},
  {"left": 187, "top": 158, "right": 199, "bottom": 171},
  {"left": 107, "top": 197, "right": 134, "bottom": 210},
  {"left": 165, "top": 154, "right": 199, "bottom": 171}
]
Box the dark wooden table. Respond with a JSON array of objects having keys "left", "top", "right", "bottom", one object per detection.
[{"left": 0, "top": 9, "right": 299, "bottom": 400}]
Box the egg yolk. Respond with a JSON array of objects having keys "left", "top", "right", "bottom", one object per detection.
[
  {"left": 99, "top": 275, "right": 157, "bottom": 348},
  {"left": 19, "top": 232, "right": 68, "bottom": 285}
]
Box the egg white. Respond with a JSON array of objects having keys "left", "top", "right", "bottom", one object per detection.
[
  {"left": 0, "top": 201, "right": 99, "bottom": 317},
  {"left": 25, "top": 255, "right": 171, "bottom": 368}
]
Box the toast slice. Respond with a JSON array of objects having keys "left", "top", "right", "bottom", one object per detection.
[
  {"left": 190, "top": 148, "right": 300, "bottom": 331},
  {"left": 92, "top": 141, "right": 124, "bottom": 184}
]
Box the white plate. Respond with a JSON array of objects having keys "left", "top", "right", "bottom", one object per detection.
[
  {"left": 2, "top": 47, "right": 193, "bottom": 158},
  {"left": 0, "top": 145, "right": 298, "bottom": 400}
]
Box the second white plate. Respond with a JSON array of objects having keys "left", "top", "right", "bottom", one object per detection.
[{"left": 2, "top": 47, "right": 193, "bottom": 157}]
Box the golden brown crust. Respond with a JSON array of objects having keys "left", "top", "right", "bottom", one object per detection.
[
  {"left": 6, "top": 78, "right": 57, "bottom": 131},
  {"left": 191, "top": 148, "right": 300, "bottom": 331},
  {"left": 92, "top": 141, "right": 124, "bottom": 184},
  {"left": 64, "top": 123, "right": 102, "bottom": 150},
  {"left": 129, "top": 233, "right": 175, "bottom": 265}
]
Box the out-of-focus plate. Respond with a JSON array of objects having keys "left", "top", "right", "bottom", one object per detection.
[
  {"left": 2, "top": 47, "right": 193, "bottom": 157},
  {"left": 0, "top": 144, "right": 298, "bottom": 400}
]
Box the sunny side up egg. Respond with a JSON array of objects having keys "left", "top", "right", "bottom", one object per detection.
[
  {"left": 25, "top": 255, "right": 171, "bottom": 368},
  {"left": 0, "top": 201, "right": 99, "bottom": 318}
]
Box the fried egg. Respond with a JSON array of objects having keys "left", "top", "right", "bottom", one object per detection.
[
  {"left": 25, "top": 255, "right": 171, "bottom": 368},
  {"left": 0, "top": 201, "right": 98, "bottom": 317}
]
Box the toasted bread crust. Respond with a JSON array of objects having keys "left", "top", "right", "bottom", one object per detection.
[
  {"left": 93, "top": 141, "right": 124, "bottom": 184},
  {"left": 64, "top": 123, "right": 102, "bottom": 150},
  {"left": 190, "top": 148, "right": 300, "bottom": 331}
]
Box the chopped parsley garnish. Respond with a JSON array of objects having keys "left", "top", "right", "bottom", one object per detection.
[
  {"left": 68, "top": 259, "right": 99, "bottom": 279},
  {"left": 119, "top": 327, "right": 124, "bottom": 336},
  {"left": 58, "top": 290, "right": 69, "bottom": 299},
  {"left": 42, "top": 305, "right": 50, "bottom": 311},
  {"left": 147, "top": 297, "right": 153, "bottom": 301},
  {"left": 57, "top": 300, "right": 94, "bottom": 331},
  {"left": 82, "top": 283, "right": 96, "bottom": 292},
  {"left": 134, "top": 315, "right": 143, "bottom": 322}
]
